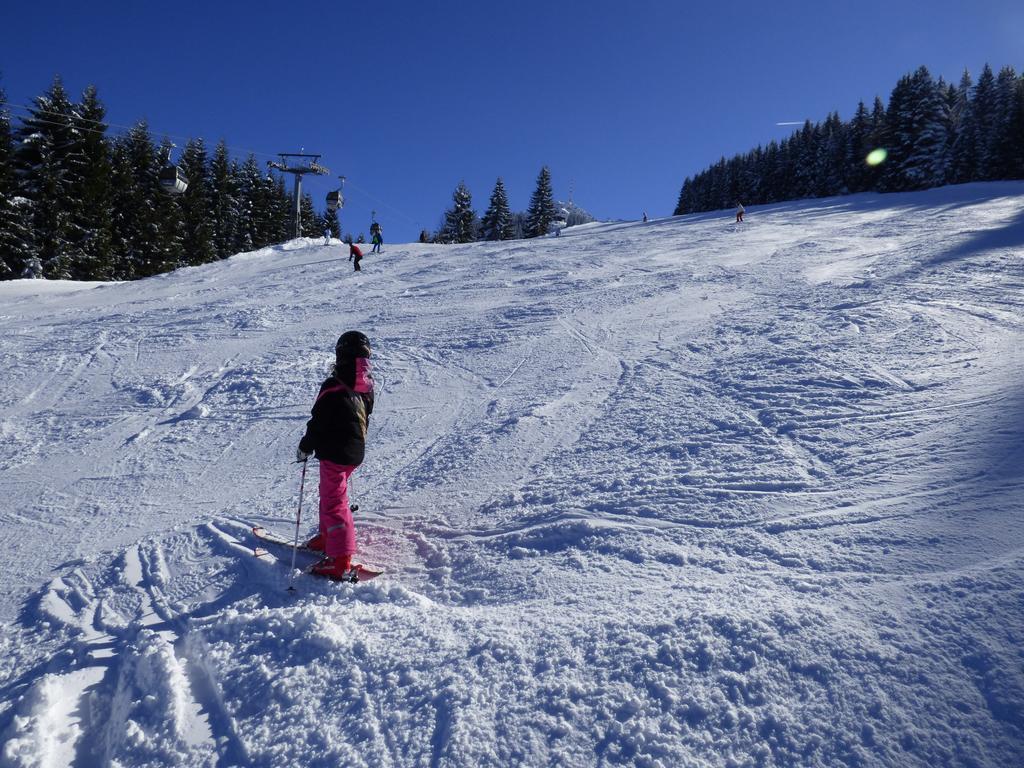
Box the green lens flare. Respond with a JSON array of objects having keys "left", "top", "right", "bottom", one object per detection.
[{"left": 866, "top": 148, "right": 888, "bottom": 166}]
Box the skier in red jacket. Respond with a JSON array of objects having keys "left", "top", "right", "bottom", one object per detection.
[{"left": 348, "top": 242, "right": 363, "bottom": 271}]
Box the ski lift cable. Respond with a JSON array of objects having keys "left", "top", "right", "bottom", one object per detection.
[
  {"left": 342, "top": 178, "right": 424, "bottom": 228},
  {"left": 4, "top": 101, "right": 279, "bottom": 160},
  {"left": 5, "top": 101, "right": 426, "bottom": 223}
]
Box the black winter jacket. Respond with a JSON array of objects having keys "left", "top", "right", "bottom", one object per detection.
[{"left": 299, "top": 367, "right": 374, "bottom": 466}]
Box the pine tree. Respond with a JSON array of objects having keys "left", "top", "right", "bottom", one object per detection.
[
  {"left": 0, "top": 85, "right": 33, "bottom": 279},
  {"left": 948, "top": 70, "right": 975, "bottom": 183},
  {"left": 673, "top": 177, "right": 692, "bottom": 216},
  {"left": 110, "top": 122, "right": 165, "bottom": 278},
  {"left": 889, "top": 67, "right": 949, "bottom": 190},
  {"left": 67, "top": 85, "right": 116, "bottom": 280},
  {"left": 864, "top": 96, "right": 888, "bottom": 191},
  {"left": 971, "top": 65, "right": 999, "bottom": 180},
  {"left": 814, "top": 112, "right": 847, "bottom": 196},
  {"left": 299, "top": 192, "right": 319, "bottom": 237},
  {"left": 209, "top": 140, "right": 238, "bottom": 258},
  {"left": 322, "top": 209, "right": 341, "bottom": 239},
  {"left": 480, "top": 177, "right": 514, "bottom": 240},
  {"left": 526, "top": 166, "right": 557, "bottom": 237},
  {"left": 14, "top": 76, "right": 85, "bottom": 278},
  {"left": 439, "top": 181, "right": 476, "bottom": 243},
  {"left": 152, "top": 137, "right": 186, "bottom": 273},
  {"left": 846, "top": 101, "right": 872, "bottom": 192},
  {"left": 993, "top": 66, "right": 1021, "bottom": 178},
  {"left": 178, "top": 138, "right": 216, "bottom": 265},
  {"left": 1010, "top": 74, "right": 1024, "bottom": 179},
  {"left": 236, "top": 155, "right": 271, "bottom": 251},
  {"left": 270, "top": 174, "right": 292, "bottom": 243}
]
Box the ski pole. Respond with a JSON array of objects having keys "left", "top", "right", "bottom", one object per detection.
[{"left": 287, "top": 459, "right": 308, "bottom": 592}]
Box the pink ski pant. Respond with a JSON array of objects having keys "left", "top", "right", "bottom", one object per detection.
[{"left": 318, "top": 459, "right": 359, "bottom": 558}]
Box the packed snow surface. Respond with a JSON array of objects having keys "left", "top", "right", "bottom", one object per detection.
[{"left": 1, "top": 184, "right": 1023, "bottom": 767}]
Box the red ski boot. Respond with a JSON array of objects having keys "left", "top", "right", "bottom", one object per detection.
[
  {"left": 304, "top": 533, "right": 326, "bottom": 552},
  {"left": 310, "top": 555, "right": 353, "bottom": 581}
]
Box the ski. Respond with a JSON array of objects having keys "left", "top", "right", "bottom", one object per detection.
[
  {"left": 307, "top": 562, "right": 384, "bottom": 583},
  {"left": 251, "top": 524, "right": 383, "bottom": 582}
]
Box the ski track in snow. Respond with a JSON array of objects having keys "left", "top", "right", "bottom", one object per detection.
[{"left": 1, "top": 183, "right": 1024, "bottom": 766}]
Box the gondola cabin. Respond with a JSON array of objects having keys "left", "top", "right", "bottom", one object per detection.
[
  {"left": 326, "top": 189, "right": 344, "bottom": 213},
  {"left": 159, "top": 165, "right": 189, "bottom": 195}
]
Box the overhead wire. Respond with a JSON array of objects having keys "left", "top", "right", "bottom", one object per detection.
[
  {"left": 3, "top": 100, "right": 278, "bottom": 159},
  {"left": 3, "top": 99, "right": 426, "bottom": 227}
]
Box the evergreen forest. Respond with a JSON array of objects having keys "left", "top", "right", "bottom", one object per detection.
[
  {"left": 0, "top": 77, "right": 335, "bottom": 281},
  {"left": 674, "top": 64, "right": 1024, "bottom": 214}
]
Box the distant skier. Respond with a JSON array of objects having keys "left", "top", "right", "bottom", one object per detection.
[
  {"left": 370, "top": 221, "right": 383, "bottom": 254},
  {"left": 736, "top": 203, "right": 745, "bottom": 223},
  {"left": 348, "top": 241, "right": 364, "bottom": 271},
  {"left": 643, "top": 212, "right": 648, "bottom": 223},
  {"left": 323, "top": 229, "right": 331, "bottom": 246},
  {"left": 296, "top": 331, "right": 375, "bottom": 580}
]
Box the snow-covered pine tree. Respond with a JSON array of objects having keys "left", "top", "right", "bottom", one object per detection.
[
  {"left": 270, "top": 173, "right": 292, "bottom": 243},
  {"left": 993, "top": 66, "right": 1021, "bottom": 179},
  {"left": 863, "top": 96, "right": 888, "bottom": 191},
  {"left": 525, "top": 166, "right": 557, "bottom": 237},
  {"left": 322, "top": 209, "right": 341, "bottom": 239},
  {"left": 891, "top": 67, "right": 949, "bottom": 190},
  {"left": 970, "top": 65, "right": 999, "bottom": 180},
  {"left": 299, "top": 192, "right": 319, "bottom": 237},
  {"left": 109, "top": 122, "right": 165, "bottom": 278},
  {"left": 880, "top": 75, "right": 913, "bottom": 191},
  {"left": 152, "top": 137, "right": 185, "bottom": 273},
  {"left": 846, "top": 101, "right": 872, "bottom": 193},
  {"left": 234, "top": 155, "right": 262, "bottom": 252},
  {"left": 0, "top": 86, "right": 33, "bottom": 279},
  {"left": 178, "top": 138, "right": 216, "bottom": 266},
  {"left": 69, "top": 85, "right": 116, "bottom": 280},
  {"left": 709, "top": 157, "right": 730, "bottom": 209},
  {"left": 948, "top": 70, "right": 975, "bottom": 184},
  {"left": 939, "top": 78, "right": 960, "bottom": 184},
  {"left": 439, "top": 181, "right": 477, "bottom": 243},
  {"left": 209, "top": 140, "right": 239, "bottom": 258},
  {"left": 725, "top": 154, "right": 743, "bottom": 206},
  {"left": 740, "top": 146, "right": 764, "bottom": 204},
  {"left": 814, "top": 112, "right": 847, "bottom": 196},
  {"left": 673, "top": 177, "right": 692, "bottom": 216},
  {"left": 761, "top": 140, "right": 782, "bottom": 202},
  {"left": 480, "top": 177, "right": 514, "bottom": 241},
  {"left": 788, "top": 122, "right": 815, "bottom": 199},
  {"left": 1010, "top": 73, "right": 1024, "bottom": 179},
  {"left": 14, "top": 76, "right": 85, "bottom": 279}
]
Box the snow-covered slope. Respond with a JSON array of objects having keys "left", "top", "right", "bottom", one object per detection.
[{"left": 1, "top": 183, "right": 1023, "bottom": 767}]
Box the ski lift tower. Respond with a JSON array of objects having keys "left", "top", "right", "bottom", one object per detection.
[{"left": 267, "top": 152, "right": 329, "bottom": 238}]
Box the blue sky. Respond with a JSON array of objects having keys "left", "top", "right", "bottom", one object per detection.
[{"left": 2, "top": 0, "right": 1022, "bottom": 242}]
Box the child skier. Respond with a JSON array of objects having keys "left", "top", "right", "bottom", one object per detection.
[
  {"left": 296, "top": 331, "right": 375, "bottom": 580},
  {"left": 348, "top": 242, "right": 363, "bottom": 271}
]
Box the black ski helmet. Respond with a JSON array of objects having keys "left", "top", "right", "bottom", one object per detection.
[{"left": 336, "top": 330, "right": 370, "bottom": 360}]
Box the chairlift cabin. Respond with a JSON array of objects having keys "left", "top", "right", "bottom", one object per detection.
[
  {"left": 159, "top": 164, "right": 189, "bottom": 195},
  {"left": 326, "top": 175, "right": 346, "bottom": 213}
]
